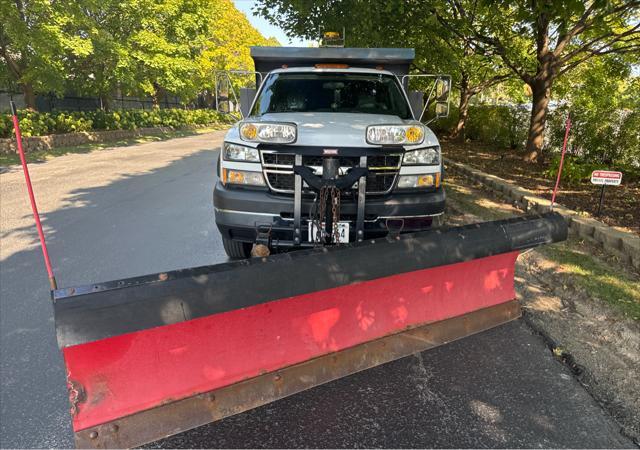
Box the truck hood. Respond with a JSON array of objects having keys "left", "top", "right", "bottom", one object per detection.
[{"left": 225, "top": 112, "right": 440, "bottom": 148}]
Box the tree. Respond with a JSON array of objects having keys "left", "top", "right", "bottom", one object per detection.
[
  {"left": 430, "top": 2, "right": 512, "bottom": 140},
  {"left": 254, "top": 0, "right": 511, "bottom": 138},
  {"left": 550, "top": 53, "right": 639, "bottom": 167},
  {"left": 199, "top": 0, "right": 279, "bottom": 98},
  {"left": 1, "top": 0, "right": 282, "bottom": 110},
  {"left": 63, "top": 0, "right": 142, "bottom": 109},
  {"left": 128, "top": 0, "right": 212, "bottom": 105},
  {"left": 435, "top": 0, "right": 640, "bottom": 161},
  {"left": 0, "top": 0, "right": 93, "bottom": 108}
]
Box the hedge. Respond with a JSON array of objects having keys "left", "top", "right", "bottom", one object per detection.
[
  {"left": 0, "top": 108, "right": 233, "bottom": 139},
  {"left": 430, "top": 104, "right": 530, "bottom": 150},
  {"left": 432, "top": 103, "right": 639, "bottom": 181},
  {"left": 547, "top": 104, "right": 640, "bottom": 171}
]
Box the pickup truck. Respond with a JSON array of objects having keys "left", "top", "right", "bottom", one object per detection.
[{"left": 214, "top": 47, "right": 449, "bottom": 258}]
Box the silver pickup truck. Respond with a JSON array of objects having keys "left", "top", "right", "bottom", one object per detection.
[{"left": 214, "top": 47, "right": 450, "bottom": 258}]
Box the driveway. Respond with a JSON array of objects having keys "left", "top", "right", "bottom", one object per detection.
[{"left": 0, "top": 131, "right": 632, "bottom": 448}]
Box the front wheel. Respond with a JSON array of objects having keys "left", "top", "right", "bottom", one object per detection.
[{"left": 222, "top": 237, "right": 252, "bottom": 259}]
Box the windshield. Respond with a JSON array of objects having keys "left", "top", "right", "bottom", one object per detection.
[{"left": 251, "top": 72, "right": 412, "bottom": 119}]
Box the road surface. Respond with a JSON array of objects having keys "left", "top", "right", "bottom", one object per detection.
[{"left": 0, "top": 131, "right": 633, "bottom": 448}]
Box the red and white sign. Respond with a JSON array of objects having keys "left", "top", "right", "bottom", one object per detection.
[{"left": 591, "top": 170, "right": 622, "bottom": 186}]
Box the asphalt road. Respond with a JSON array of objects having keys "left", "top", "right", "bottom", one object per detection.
[{"left": 0, "top": 131, "right": 633, "bottom": 448}]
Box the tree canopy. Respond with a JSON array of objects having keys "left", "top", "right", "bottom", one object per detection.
[
  {"left": 0, "top": 0, "right": 279, "bottom": 108},
  {"left": 255, "top": 0, "right": 639, "bottom": 161}
]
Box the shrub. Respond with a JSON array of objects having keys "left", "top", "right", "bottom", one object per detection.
[
  {"left": 547, "top": 104, "right": 639, "bottom": 169},
  {"left": 429, "top": 103, "right": 529, "bottom": 149},
  {"left": 0, "top": 108, "right": 231, "bottom": 138},
  {"left": 464, "top": 104, "right": 529, "bottom": 149},
  {"left": 544, "top": 155, "right": 599, "bottom": 185},
  {"left": 443, "top": 102, "right": 638, "bottom": 182},
  {"left": 430, "top": 105, "right": 459, "bottom": 136}
]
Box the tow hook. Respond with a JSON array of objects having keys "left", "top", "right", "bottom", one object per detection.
[
  {"left": 252, "top": 224, "right": 272, "bottom": 257},
  {"left": 385, "top": 218, "right": 405, "bottom": 239}
]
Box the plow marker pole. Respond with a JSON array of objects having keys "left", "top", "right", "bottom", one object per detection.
[
  {"left": 551, "top": 114, "right": 571, "bottom": 210},
  {"left": 10, "top": 101, "right": 57, "bottom": 290}
]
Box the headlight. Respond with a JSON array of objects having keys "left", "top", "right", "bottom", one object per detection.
[
  {"left": 366, "top": 124, "right": 425, "bottom": 145},
  {"left": 222, "top": 169, "right": 266, "bottom": 186},
  {"left": 239, "top": 122, "right": 297, "bottom": 144},
  {"left": 223, "top": 142, "right": 260, "bottom": 162},
  {"left": 403, "top": 147, "right": 440, "bottom": 165},
  {"left": 397, "top": 173, "right": 440, "bottom": 189}
]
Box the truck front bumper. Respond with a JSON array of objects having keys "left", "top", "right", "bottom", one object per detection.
[{"left": 214, "top": 182, "right": 446, "bottom": 247}]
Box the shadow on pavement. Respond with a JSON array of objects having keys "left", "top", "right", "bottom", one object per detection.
[{"left": 1, "top": 149, "right": 224, "bottom": 448}]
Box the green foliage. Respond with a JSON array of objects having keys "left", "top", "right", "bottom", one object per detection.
[
  {"left": 200, "top": 0, "right": 280, "bottom": 93},
  {"left": 544, "top": 155, "right": 599, "bottom": 185},
  {"left": 547, "top": 105, "right": 639, "bottom": 169},
  {"left": 547, "top": 56, "right": 640, "bottom": 171},
  {"left": 1, "top": 0, "right": 278, "bottom": 106},
  {"left": 128, "top": 0, "right": 212, "bottom": 100},
  {"left": 254, "top": 0, "right": 510, "bottom": 102},
  {"left": 0, "top": 109, "right": 231, "bottom": 138},
  {"left": 430, "top": 105, "right": 460, "bottom": 135},
  {"left": 0, "top": 0, "right": 93, "bottom": 103},
  {"left": 464, "top": 105, "right": 530, "bottom": 149}
]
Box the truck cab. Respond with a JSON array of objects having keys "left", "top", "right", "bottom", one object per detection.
[{"left": 214, "top": 47, "right": 449, "bottom": 258}]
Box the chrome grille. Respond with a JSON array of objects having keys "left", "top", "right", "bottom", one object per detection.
[{"left": 261, "top": 150, "right": 401, "bottom": 195}]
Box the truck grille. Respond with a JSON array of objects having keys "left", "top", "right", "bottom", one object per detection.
[{"left": 261, "top": 151, "right": 401, "bottom": 195}]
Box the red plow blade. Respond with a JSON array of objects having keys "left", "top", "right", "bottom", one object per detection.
[{"left": 52, "top": 213, "right": 567, "bottom": 448}]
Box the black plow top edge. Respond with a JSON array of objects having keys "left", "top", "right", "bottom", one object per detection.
[{"left": 53, "top": 213, "right": 567, "bottom": 348}]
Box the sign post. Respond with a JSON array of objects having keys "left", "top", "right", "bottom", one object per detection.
[{"left": 590, "top": 170, "right": 623, "bottom": 216}]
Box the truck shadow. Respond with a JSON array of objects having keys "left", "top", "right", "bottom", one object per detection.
[{"left": 0, "top": 148, "right": 224, "bottom": 448}]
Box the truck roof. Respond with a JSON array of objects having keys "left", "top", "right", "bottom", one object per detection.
[
  {"left": 250, "top": 47, "right": 415, "bottom": 77},
  {"left": 267, "top": 67, "right": 396, "bottom": 76}
]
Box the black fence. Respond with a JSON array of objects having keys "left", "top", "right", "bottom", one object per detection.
[{"left": 0, "top": 91, "right": 190, "bottom": 112}]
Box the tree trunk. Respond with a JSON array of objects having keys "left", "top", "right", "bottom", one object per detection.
[
  {"left": 152, "top": 83, "right": 166, "bottom": 108},
  {"left": 524, "top": 80, "right": 551, "bottom": 162},
  {"left": 450, "top": 75, "right": 472, "bottom": 141},
  {"left": 100, "top": 95, "right": 111, "bottom": 111},
  {"left": 22, "top": 82, "right": 36, "bottom": 110}
]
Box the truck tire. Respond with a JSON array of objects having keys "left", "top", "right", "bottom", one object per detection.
[{"left": 222, "top": 237, "right": 252, "bottom": 259}]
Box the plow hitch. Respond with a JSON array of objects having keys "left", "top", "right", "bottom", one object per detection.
[
  {"left": 294, "top": 156, "right": 368, "bottom": 245},
  {"left": 53, "top": 212, "right": 567, "bottom": 448}
]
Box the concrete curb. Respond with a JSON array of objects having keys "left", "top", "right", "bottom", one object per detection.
[
  {"left": 0, "top": 124, "right": 218, "bottom": 154},
  {"left": 445, "top": 158, "right": 640, "bottom": 270}
]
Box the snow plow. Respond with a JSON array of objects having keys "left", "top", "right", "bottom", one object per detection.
[{"left": 52, "top": 213, "right": 567, "bottom": 448}]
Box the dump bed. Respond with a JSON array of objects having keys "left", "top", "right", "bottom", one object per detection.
[{"left": 250, "top": 46, "right": 415, "bottom": 77}]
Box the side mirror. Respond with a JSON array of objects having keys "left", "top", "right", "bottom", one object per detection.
[
  {"left": 215, "top": 70, "right": 263, "bottom": 119},
  {"left": 435, "top": 101, "right": 449, "bottom": 118},
  {"left": 436, "top": 78, "right": 450, "bottom": 102},
  {"left": 239, "top": 88, "right": 257, "bottom": 118},
  {"left": 401, "top": 74, "right": 451, "bottom": 123}
]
